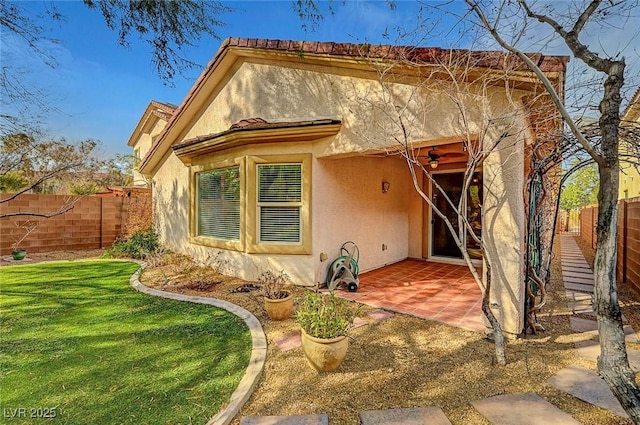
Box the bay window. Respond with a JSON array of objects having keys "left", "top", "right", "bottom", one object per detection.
[{"left": 191, "top": 154, "right": 311, "bottom": 254}]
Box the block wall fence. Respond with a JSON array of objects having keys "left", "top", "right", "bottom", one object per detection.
[
  {"left": 0, "top": 194, "right": 151, "bottom": 256},
  {"left": 580, "top": 196, "right": 640, "bottom": 293}
]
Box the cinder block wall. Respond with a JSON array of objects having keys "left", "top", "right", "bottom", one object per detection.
[
  {"left": 0, "top": 194, "right": 128, "bottom": 255},
  {"left": 580, "top": 205, "right": 598, "bottom": 249}
]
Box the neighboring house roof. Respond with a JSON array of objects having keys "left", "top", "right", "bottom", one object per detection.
[
  {"left": 137, "top": 37, "right": 569, "bottom": 175},
  {"left": 126, "top": 100, "right": 177, "bottom": 147}
]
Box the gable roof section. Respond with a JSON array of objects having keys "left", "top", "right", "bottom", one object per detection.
[
  {"left": 137, "top": 37, "right": 569, "bottom": 175},
  {"left": 126, "top": 100, "right": 176, "bottom": 147}
]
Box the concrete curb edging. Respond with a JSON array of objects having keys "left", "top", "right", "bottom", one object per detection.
[{"left": 129, "top": 264, "right": 266, "bottom": 425}]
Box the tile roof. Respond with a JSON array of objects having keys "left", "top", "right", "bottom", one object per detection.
[
  {"left": 222, "top": 37, "right": 568, "bottom": 72},
  {"left": 149, "top": 100, "right": 176, "bottom": 121}
]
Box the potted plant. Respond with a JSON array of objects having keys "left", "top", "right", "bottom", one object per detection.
[
  {"left": 11, "top": 220, "right": 38, "bottom": 261},
  {"left": 259, "top": 270, "right": 294, "bottom": 321},
  {"left": 295, "top": 291, "right": 360, "bottom": 371}
]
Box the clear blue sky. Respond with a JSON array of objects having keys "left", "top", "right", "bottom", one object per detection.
[{"left": 2, "top": 1, "right": 638, "bottom": 158}]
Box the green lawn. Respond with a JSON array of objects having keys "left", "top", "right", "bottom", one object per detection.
[{"left": 0, "top": 260, "right": 251, "bottom": 425}]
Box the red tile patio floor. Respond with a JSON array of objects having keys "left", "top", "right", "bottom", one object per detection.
[{"left": 334, "top": 259, "right": 486, "bottom": 332}]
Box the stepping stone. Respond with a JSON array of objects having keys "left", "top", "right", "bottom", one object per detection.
[
  {"left": 360, "top": 407, "right": 451, "bottom": 425},
  {"left": 575, "top": 343, "right": 640, "bottom": 371},
  {"left": 564, "top": 282, "right": 593, "bottom": 293},
  {"left": 562, "top": 263, "right": 591, "bottom": 270},
  {"left": 472, "top": 393, "right": 580, "bottom": 424},
  {"left": 241, "top": 414, "right": 328, "bottom": 425},
  {"left": 367, "top": 309, "right": 395, "bottom": 321},
  {"left": 351, "top": 317, "right": 369, "bottom": 330},
  {"left": 563, "top": 271, "right": 595, "bottom": 280},
  {"left": 562, "top": 254, "right": 587, "bottom": 259},
  {"left": 574, "top": 323, "right": 639, "bottom": 344},
  {"left": 562, "top": 276, "right": 595, "bottom": 287},
  {"left": 567, "top": 301, "right": 594, "bottom": 314},
  {"left": 570, "top": 316, "right": 598, "bottom": 332},
  {"left": 565, "top": 291, "right": 592, "bottom": 302},
  {"left": 273, "top": 331, "right": 301, "bottom": 352},
  {"left": 549, "top": 366, "right": 628, "bottom": 418},
  {"left": 562, "top": 266, "right": 592, "bottom": 274}
]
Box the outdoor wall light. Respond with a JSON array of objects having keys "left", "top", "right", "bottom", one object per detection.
[{"left": 382, "top": 181, "right": 390, "bottom": 193}]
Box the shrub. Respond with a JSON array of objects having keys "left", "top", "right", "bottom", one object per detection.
[
  {"left": 295, "top": 292, "right": 360, "bottom": 339},
  {"left": 259, "top": 270, "right": 290, "bottom": 299},
  {"left": 104, "top": 227, "right": 159, "bottom": 259}
]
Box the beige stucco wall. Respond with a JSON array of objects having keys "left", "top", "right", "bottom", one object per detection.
[
  {"left": 149, "top": 55, "right": 532, "bottom": 334},
  {"left": 312, "top": 155, "right": 417, "bottom": 285},
  {"left": 153, "top": 141, "right": 419, "bottom": 285},
  {"left": 482, "top": 114, "right": 528, "bottom": 336},
  {"left": 182, "top": 60, "right": 488, "bottom": 156}
]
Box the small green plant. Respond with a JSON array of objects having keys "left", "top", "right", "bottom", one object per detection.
[
  {"left": 295, "top": 292, "right": 361, "bottom": 339},
  {"left": 103, "top": 227, "right": 159, "bottom": 259},
  {"left": 259, "top": 269, "right": 290, "bottom": 299}
]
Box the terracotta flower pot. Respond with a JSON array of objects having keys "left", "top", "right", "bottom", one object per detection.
[
  {"left": 263, "top": 291, "right": 293, "bottom": 320},
  {"left": 300, "top": 329, "right": 349, "bottom": 372},
  {"left": 11, "top": 250, "right": 27, "bottom": 261}
]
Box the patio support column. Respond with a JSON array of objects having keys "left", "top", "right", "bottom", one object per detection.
[{"left": 482, "top": 118, "right": 527, "bottom": 337}]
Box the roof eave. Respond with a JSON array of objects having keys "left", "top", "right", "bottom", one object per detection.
[{"left": 172, "top": 121, "right": 342, "bottom": 166}]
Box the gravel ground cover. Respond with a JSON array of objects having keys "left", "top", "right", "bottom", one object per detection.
[{"left": 136, "top": 245, "right": 637, "bottom": 425}]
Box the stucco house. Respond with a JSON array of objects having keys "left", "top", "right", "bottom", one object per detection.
[{"left": 128, "top": 38, "right": 567, "bottom": 335}]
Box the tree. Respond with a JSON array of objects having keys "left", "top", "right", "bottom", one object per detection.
[
  {"left": 559, "top": 159, "right": 599, "bottom": 212},
  {"left": 0, "top": 0, "right": 231, "bottom": 134},
  {"left": 339, "top": 40, "right": 568, "bottom": 365},
  {"left": 0, "top": 132, "right": 101, "bottom": 218},
  {"left": 81, "top": 0, "right": 231, "bottom": 81},
  {"left": 294, "top": 0, "right": 639, "bottom": 416},
  {"left": 0, "top": 171, "right": 28, "bottom": 193},
  {"left": 461, "top": 0, "right": 640, "bottom": 419}
]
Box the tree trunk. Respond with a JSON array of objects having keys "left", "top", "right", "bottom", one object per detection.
[
  {"left": 593, "top": 62, "right": 640, "bottom": 422},
  {"left": 482, "top": 263, "right": 506, "bottom": 365}
]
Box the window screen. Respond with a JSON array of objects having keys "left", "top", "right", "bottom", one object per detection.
[
  {"left": 257, "top": 164, "right": 302, "bottom": 243},
  {"left": 197, "top": 166, "right": 240, "bottom": 240}
]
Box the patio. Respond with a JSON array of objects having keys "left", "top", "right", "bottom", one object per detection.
[{"left": 335, "top": 259, "right": 486, "bottom": 332}]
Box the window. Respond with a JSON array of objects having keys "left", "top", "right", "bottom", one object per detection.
[
  {"left": 257, "top": 164, "right": 302, "bottom": 243},
  {"left": 196, "top": 166, "right": 240, "bottom": 241},
  {"left": 191, "top": 154, "right": 311, "bottom": 255}
]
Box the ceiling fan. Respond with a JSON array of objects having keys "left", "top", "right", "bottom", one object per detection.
[{"left": 423, "top": 146, "right": 466, "bottom": 169}]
